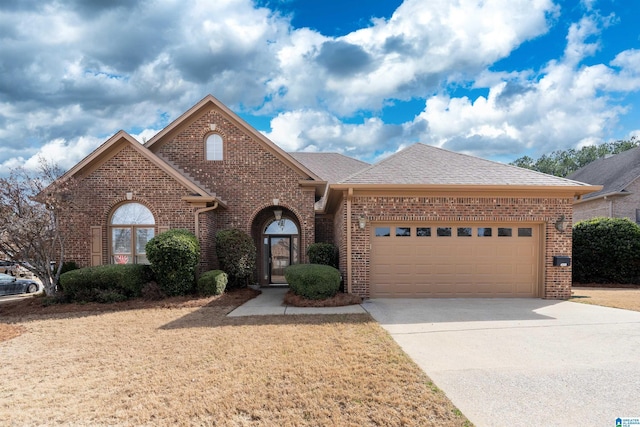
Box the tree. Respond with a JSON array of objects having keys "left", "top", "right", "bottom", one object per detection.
[
  {"left": 0, "top": 159, "right": 79, "bottom": 296},
  {"left": 510, "top": 137, "right": 639, "bottom": 177}
]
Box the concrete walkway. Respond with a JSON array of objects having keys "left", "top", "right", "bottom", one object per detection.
[{"left": 227, "top": 287, "right": 367, "bottom": 316}]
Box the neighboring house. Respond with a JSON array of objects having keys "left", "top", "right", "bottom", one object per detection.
[
  {"left": 54, "top": 95, "right": 599, "bottom": 299},
  {"left": 568, "top": 146, "right": 640, "bottom": 223}
]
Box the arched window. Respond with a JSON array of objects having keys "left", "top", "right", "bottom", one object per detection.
[
  {"left": 110, "top": 203, "right": 155, "bottom": 264},
  {"left": 206, "top": 133, "right": 223, "bottom": 161}
]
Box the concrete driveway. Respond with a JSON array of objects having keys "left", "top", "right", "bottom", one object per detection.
[{"left": 363, "top": 298, "right": 640, "bottom": 427}]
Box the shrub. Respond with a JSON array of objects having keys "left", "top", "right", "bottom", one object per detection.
[
  {"left": 146, "top": 229, "right": 200, "bottom": 296},
  {"left": 307, "top": 243, "right": 339, "bottom": 268},
  {"left": 59, "top": 264, "right": 154, "bottom": 303},
  {"left": 216, "top": 228, "right": 256, "bottom": 288},
  {"left": 197, "top": 270, "right": 228, "bottom": 296},
  {"left": 284, "top": 264, "right": 341, "bottom": 300},
  {"left": 573, "top": 217, "right": 640, "bottom": 283},
  {"left": 60, "top": 260, "right": 79, "bottom": 275}
]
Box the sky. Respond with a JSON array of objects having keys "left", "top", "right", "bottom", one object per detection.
[{"left": 1, "top": 0, "right": 639, "bottom": 174}]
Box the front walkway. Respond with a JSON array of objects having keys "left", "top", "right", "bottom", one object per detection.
[{"left": 227, "top": 287, "right": 367, "bottom": 316}]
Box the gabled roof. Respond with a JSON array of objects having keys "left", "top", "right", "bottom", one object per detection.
[
  {"left": 567, "top": 146, "right": 640, "bottom": 201},
  {"left": 289, "top": 152, "right": 369, "bottom": 183},
  {"left": 144, "top": 95, "right": 325, "bottom": 190},
  {"left": 59, "top": 130, "right": 218, "bottom": 203},
  {"left": 338, "top": 143, "right": 598, "bottom": 192}
]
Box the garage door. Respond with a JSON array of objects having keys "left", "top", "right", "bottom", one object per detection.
[{"left": 370, "top": 223, "right": 541, "bottom": 297}]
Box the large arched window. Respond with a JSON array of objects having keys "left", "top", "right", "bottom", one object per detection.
[
  {"left": 206, "top": 133, "right": 223, "bottom": 161},
  {"left": 110, "top": 203, "right": 155, "bottom": 264}
]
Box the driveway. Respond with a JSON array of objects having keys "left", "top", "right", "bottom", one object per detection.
[{"left": 363, "top": 298, "right": 640, "bottom": 427}]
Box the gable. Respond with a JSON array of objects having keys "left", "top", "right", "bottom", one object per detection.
[
  {"left": 145, "top": 95, "right": 324, "bottom": 190},
  {"left": 58, "top": 131, "right": 218, "bottom": 204}
]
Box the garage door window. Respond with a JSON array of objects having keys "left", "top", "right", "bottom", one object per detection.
[
  {"left": 396, "top": 227, "right": 411, "bottom": 237},
  {"left": 437, "top": 227, "right": 452, "bottom": 237},
  {"left": 478, "top": 227, "right": 492, "bottom": 237},
  {"left": 457, "top": 227, "right": 472, "bottom": 237},
  {"left": 417, "top": 227, "right": 431, "bottom": 237},
  {"left": 375, "top": 227, "right": 391, "bottom": 237},
  {"left": 518, "top": 227, "right": 533, "bottom": 237},
  {"left": 498, "top": 227, "right": 512, "bottom": 237}
]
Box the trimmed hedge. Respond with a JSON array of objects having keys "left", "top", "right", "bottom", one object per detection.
[
  {"left": 284, "top": 264, "right": 341, "bottom": 300},
  {"left": 307, "top": 243, "right": 339, "bottom": 268},
  {"left": 197, "top": 270, "right": 228, "bottom": 296},
  {"left": 59, "top": 264, "right": 154, "bottom": 303},
  {"left": 216, "top": 228, "right": 256, "bottom": 288},
  {"left": 146, "top": 229, "right": 200, "bottom": 296},
  {"left": 573, "top": 217, "right": 640, "bottom": 283}
]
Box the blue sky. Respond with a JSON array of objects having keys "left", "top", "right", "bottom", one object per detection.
[{"left": 1, "top": 0, "right": 639, "bottom": 172}]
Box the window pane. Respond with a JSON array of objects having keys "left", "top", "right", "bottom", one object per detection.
[
  {"left": 265, "top": 219, "right": 299, "bottom": 234},
  {"left": 518, "top": 227, "right": 533, "bottom": 237},
  {"left": 478, "top": 227, "right": 492, "bottom": 237},
  {"left": 417, "top": 227, "right": 431, "bottom": 237},
  {"left": 112, "top": 227, "right": 131, "bottom": 264},
  {"left": 375, "top": 227, "right": 390, "bottom": 237},
  {"left": 136, "top": 228, "right": 154, "bottom": 254},
  {"left": 396, "top": 227, "right": 411, "bottom": 237},
  {"left": 457, "top": 227, "right": 472, "bottom": 237},
  {"left": 292, "top": 236, "right": 299, "bottom": 264},
  {"left": 206, "top": 134, "right": 223, "bottom": 160},
  {"left": 111, "top": 203, "right": 155, "bottom": 225},
  {"left": 498, "top": 228, "right": 512, "bottom": 237},
  {"left": 437, "top": 227, "right": 452, "bottom": 237}
]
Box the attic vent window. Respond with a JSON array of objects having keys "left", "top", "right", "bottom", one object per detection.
[{"left": 206, "top": 133, "right": 223, "bottom": 161}]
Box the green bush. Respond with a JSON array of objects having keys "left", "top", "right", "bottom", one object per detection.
[
  {"left": 197, "top": 270, "right": 228, "bottom": 296},
  {"left": 146, "top": 229, "right": 200, "bottom": 296},
  {"left": 59, "top": 264, "right": 154, "bottom": 303},
  {"left": 284, "top": 264, "right": 341, "bottom": 300},
  {"left": 216, "top": 228, "right": 256, "bottom": 288},
  {"left": 573, "top": 217, "right": 640, "bottom": 283},
  {"left": 307, "top": 243, "right": 339, "bottom": 268},
  {"left": 60, "top": 260, "right": 79, "bottom": 275}
]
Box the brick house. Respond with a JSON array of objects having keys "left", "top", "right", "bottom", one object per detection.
[
  {"left": 57, "top": 95, "right": 599, "bottom": 299},
  {"left": 568, "top": 146, "right": 640, "bottom": 224}
]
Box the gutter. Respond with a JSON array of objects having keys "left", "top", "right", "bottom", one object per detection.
[{"left": 194, "top": 201, "right": 220, "bottom": 240}]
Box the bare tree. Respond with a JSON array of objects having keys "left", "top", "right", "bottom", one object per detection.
[{"left": 0, "top": 159, "right": 78, "bottom": 296}]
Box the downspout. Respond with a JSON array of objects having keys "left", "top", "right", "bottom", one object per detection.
[
  {"left": 346, "top": 188, "right": 353, "bottom": 294},
  {"left": 194, "top": 201, "right": 219, "bottom": 240}
]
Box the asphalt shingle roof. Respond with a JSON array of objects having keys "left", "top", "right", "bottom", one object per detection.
[
  {"left": 567, "top": 146, "right": 640, "bottom": 200},
  {"left": 340, "top": 143, "right": 593, "bottom": 187},
  {"left": 289, "top": 152, "right": 369, "bottom": 183}
]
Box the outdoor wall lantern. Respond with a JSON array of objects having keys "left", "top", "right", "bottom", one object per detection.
[
  {"left": 358, "top": 216, "right": 366, "bottom": 229},
  {"left": 274, "top": 209, "right": 283, "bottom": 221},
  {"left": 555, "top": 215, "right": 567, "bottom": 232}
]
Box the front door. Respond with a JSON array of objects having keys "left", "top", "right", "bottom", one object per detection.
[
  {"left": 269, "top": 236, "right": 291, "bottom": 284},
  {"left": 263, "top": 217, "right": 300, "bottom": 285}
]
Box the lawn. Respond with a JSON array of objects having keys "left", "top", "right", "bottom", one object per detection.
[
  {"left": 0, "top": 291, "right": 470, "bottom": 426},
  {"left": 571, "top": 286, "right": 640, "bottom": 312}
]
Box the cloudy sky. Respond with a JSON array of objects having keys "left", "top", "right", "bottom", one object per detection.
[{"left": 1, "top": 0, "right": 639, "bottom": 173}]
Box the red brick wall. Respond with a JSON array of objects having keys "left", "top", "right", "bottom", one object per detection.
[
  {"left": 339, "top": 194, "right": 574, "bottom": 299},
  {"left": 62, "top": 145, "right": 204, "bottom": 269},
  {"left": 153, "top": 105, "right": 316, "bottom": 283},
  {"left": 315, "top": 214, "right": 334, "bottom": 244}
]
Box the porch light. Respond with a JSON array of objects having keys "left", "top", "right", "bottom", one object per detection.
[
  {"left": 274, "top": 209, "right": 283, "bottom": 221},
  {"left": 555, "top": 215, "right": 567, "bottom": 232},
  {"left": 358, "top": 216, "right": 366, "bottom": 229}
]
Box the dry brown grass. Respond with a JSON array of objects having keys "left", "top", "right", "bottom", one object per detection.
[
  {"left": 0, "top": 291, "right": 469, "bottom": 426},
  {"left": 571, "top": 287, "right": 640, "bottom": 312}
]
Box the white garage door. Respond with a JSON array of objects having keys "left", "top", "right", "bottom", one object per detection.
[{"left": 370, "top": 223, "right": 541, "bottom": 297}]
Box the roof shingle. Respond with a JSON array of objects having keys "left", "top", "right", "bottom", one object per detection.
[{"left": 340, "top": 143, "right": 594, "bottom": 187}]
